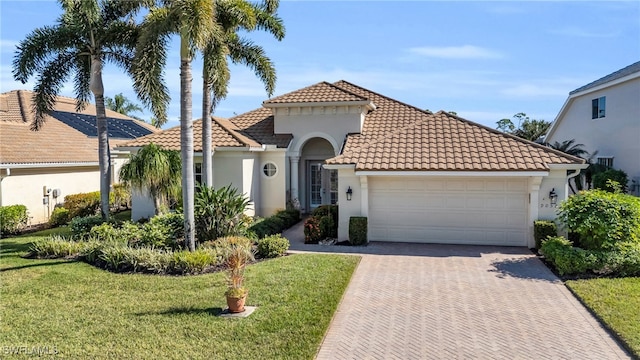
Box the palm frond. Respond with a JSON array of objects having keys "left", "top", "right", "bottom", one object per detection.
[
  {"left": 30, "top": 51, "right": 76, "bottom": 130},
  {"left": 72, "top": 54, "right": 92, "bottom": 112},
  {"left": 227, "top": 36, "right": 276, "bottom": 96}
]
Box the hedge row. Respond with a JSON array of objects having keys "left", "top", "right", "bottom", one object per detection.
[{"left": 249, "top": 209, "right": 300, "bottom": 239}]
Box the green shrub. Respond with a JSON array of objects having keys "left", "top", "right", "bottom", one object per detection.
[
  {"left": 170, "top": 249, "right": 218, "bottom": 274},
  {"left": 319, "top": 215, "right": 337, "bottom": 239},
  {"left": 303, "top": 217, "right": 322, "bottom": 244},
  {"left": 49, "top": 207, "right": 70, "bottom": 227},
  {"left": 256, "top": 234, "right": 290, "bottom": 258},
  {"left": 110, "top": 183, "right": 131, "bottom": 210},
  {"left": 533, "top": 220, "right": 557, "bottom": 249},
  {"left": 248, "top": 209, "right": 300, "bottom": 239},
  {"left": 194, "top": 184, "right": 250, "bottom": 243},
  {"left": 312, "top": 205, "right": 338, "bottom": 223},
  {"left": 558, "top": 189, "right": 640, "bottom": 250},
  {"left": 70, "top": 215, "right": 107, "bottom": 239},
  {"left": 349, "top": 217, "right": 368, "bottom": 246},
  {"left": 28, "top": 235, "right": 84, "bottom": 258},
  {"left": 63, "top": 191, "right": 101, "bottom": 219},
  {"left": 593, "top": 169, "right": 628, "bottom": 193},
  {"left": 0, "top": 204, "right": 29, "bottom": 235}
]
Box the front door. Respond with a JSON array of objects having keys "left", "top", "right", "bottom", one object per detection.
[{"left": 308, "top": 162, "right": 338, "bottom": 209}]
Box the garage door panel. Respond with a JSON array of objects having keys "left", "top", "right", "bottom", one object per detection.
[{"left": 368, "top": 177, "right": 528, "bottom": 246}]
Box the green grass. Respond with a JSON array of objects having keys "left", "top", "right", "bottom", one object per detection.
[
  {"left": 567, "top": 277, "right": 640, "bottom": 357},
  {"left": 0, "top": 230, "right": 360, "bottom": 359}
]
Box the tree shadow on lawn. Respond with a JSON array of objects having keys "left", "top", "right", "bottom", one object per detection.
[
  {"left": 489, "top": 257, "right": 561, "bottom": 283},
  {"left": 0, "top": 260, "right": 76, "bottom": 272},
  {"left": 136, "top": 307, "right": 225, "bottom": 317},
  {"left": 0, "top": 240, "right": 33, "bottom": 255}
]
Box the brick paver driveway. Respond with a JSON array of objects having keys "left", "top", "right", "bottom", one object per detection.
[{"left": 300, "top": 242, "right": 630, "bottom": 359}]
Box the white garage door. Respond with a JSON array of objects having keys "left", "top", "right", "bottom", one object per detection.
[{"left": 368, "top": 177, "right": 529, "bottom": 246}]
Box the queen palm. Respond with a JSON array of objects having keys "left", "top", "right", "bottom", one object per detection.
[
  {"left": 13, "top": 0, "right": 144, "bottom": 220},
  {"left": 200, "top": 0, "right": 284, "bottom": 186},
  {"left": 106, "top": 93, "right": 144, "bottom": 120},
  {"left": 119, "top": 143, "right": 181, "bottom": 215}
]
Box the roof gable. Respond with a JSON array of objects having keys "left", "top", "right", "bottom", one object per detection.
[
  {"left": 263, "top": 81, "right": 369, "bottom": 105},
  {"left": 570, "top": 61, "right": 640, "bottom": 95}
]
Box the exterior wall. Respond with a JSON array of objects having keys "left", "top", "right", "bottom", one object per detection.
[
  {"left": 258, "top": 150, "right": 287, "bottom": 217},
  {"left": 0, "top": 166, "right": 99, "bottom": 224},
  {"left": 537, "top": 169, "right": 569, "bottom": 221},
  {"left": 336, "top": 168, "right": 362, "bottom": 241},
  {"left": 547, "top": 78, "right": 640, "bottom": 189}
]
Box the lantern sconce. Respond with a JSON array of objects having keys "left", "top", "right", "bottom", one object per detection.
[
  {"left": 346, "top": 186, "right": 353, "bottom": 201},
  {"left": 549, "top": 188, "right": 558, "bottom": 206}
]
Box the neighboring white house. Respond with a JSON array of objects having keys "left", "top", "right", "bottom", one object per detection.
[
  {"left": 123, "top": 81, "right": 586, "bottom": 248},
  {"left": 546, "top": 61, "right": 640, "bottom": 195},
  {"left": 0, "top": 90, "right": 157, "bottom": 225}
]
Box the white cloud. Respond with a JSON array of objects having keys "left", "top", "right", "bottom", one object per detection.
[
  {"left": 549, "top": 26, "right": 619, "bottom": 38},
  {"left": 407, "top": 45, "right": 504, "bottom": 59}
]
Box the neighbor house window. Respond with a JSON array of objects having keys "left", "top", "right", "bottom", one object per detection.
[
  {"left": 195, "top": 162, "right": 202, "bottom": 184},
  {"left": 597, "top": 157, "right": 614, "bottom": 168},
  {"left": 591, "top": 96, "right": 606, "bottom": 119},
  {"left": 263, "top": 162, "right": 277, "bottom": 177}
]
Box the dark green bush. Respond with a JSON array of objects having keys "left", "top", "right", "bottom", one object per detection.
[
  {"left": 256, "top": 234, "right": 290, "bottom": 258},
  {"left": 304, "top": 217, "right": 322, "bottom": 244},
  {"left": 558, "top": 189, "right": 640, "bottom": 250},
  {"left": 312, "top": 205, "right": 338, "bottom": 224},
  {"left": 0, "top": 204, "right": 29, "bottom": 235},
  {"left": 533, "top": 220, "right": 557, "bottom": 249},
  {"left": 248, "top": 209, "right": 300, "bottom": 239},
  {"left": 593, "top": 169, "right": 628, "bottom": 193},
  {"left": 319, "top": 215, "right": 337, "bottom": 239},
  {"left": 49, "top": 207, "right": 70, "bottom": 227},
  {"left": 194, "top": 184, "right": 250, "bottom": 243},
  {"left": 70, "top": 215, "right": 108, "bottom": 239},
  {"left": 63, "top": 191, "right": 101, "bottom": 219},
  {"left": 349, "top": 217, "right": 368, "bottom": 246}
]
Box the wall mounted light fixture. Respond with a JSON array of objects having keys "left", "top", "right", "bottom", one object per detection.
[
  {"left": 346, "top": 186, "right": 353, "bottom": 201},
  {"left": 549, "top": 188, "right": 558, "bottom": 206}
]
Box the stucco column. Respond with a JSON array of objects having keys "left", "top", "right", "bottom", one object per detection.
[
  {"left": 290, "top": 156, "right": 300, "bottom": 205},
  {"left": 529, "top": 176, "right": 543, "bottom": 248},
  {"left": 360, "top": 175, "right": 368, "bottom": 217},
  {"left": 210, "top": 149, "right": 215, "bottom": 188}
]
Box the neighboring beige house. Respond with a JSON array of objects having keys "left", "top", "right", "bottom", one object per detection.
[
  {"left": 123, "top": 81, "right": 586, "bottom": 247},
  {"left": 0, "top": 90, "right": 157, "bottom": 225},
  {"left": 546, "top": 61, "right": 640, "bottom": 195}
]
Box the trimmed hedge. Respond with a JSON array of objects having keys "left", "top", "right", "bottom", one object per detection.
[
  {"left": 256, "top": 234, "right": 290, "bottom": 258},
  {"left": 63, "top": 191, "right": 101, "bottom": 219},
  {"left": 49, "top": 207, "right": 70, "bottom": 227},
  {"left": 349, "top": 217, "right": 368, "bottom": 246},
  {"left": 533, "top": 220, "right": 557, "bottom": 249},
  {"left": 0, "top": 204, "right": 29, "bottom": 235},
  {"left": 249, "top": 209, "right": 300, "bottom": 239}
]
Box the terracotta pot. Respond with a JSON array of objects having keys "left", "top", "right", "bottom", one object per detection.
[{"left": 226, "top": 292, "right": 248, "bottom": 313}]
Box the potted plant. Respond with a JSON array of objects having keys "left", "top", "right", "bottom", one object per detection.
[{"left": 218, "top": 236, "right": 254, "bottom": 313}]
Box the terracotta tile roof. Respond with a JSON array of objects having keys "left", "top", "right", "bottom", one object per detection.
[
  {"left": 263, "top": 81, "right": 369, "bottom": 104},
  {"left": 326, "top": 81, "right": 584, "bottom": 171},
  {"left": 228, "top": 107, "right": 292, "bottom": 148},
  {"left": 121, "top": 116, "right": 253, "bottom": 151},
  {"left": 0, "top": 90, "right": 158, "bottom": 165}
]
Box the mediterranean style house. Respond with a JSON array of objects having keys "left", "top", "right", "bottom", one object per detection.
[
  {"left": 546, "top": 61, "right": 640, "bottom": 195},
  {"left": 122, "top": 81, "right": 586, "bottom": 247},
  {"left": 0, "top": 90, "right": 157, "bottom": 225}
]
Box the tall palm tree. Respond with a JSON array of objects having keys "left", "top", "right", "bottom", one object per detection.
[
  {"left": 133, "top": 0, "right": 223, "bottom": 251},
  {"left": 105, "top": 93, "right": 144, "bottom": 120},
  {"left": 200, "top": 0, "right": 284, "bottom": 186},
  {"left": 13, "top": 0, "right": 144, "bottom": 221},
  {"left": 119, "top": 143, "right": 181, "bottom": 215}
]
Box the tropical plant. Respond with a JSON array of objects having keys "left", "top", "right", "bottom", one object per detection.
[
  {"left": 105, "top": 92, "right": 144, "bottom": 120},
  {"left": 217, "top": 236, "right": 254, "bottom": 298},
  {"left": 546, "top": 139, "right": 592, "bottom": 193},
  {"left": 194, "top": 184, "right": 251, "bottom": 243},
  {"left": 200, "top": 0, "right": 284, "bottom": 186},
  {"left": 496, "top": 113, "right": 551, "bottom": 142},
  {"left": 13, "top": 0, "right": 145, "bottom": 221},
  {"left": 119, "top": 143, "right": 181, "bottom": 215}
]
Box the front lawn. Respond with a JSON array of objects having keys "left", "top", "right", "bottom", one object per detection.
[
  {"left": 0, "top": 231, "right": 359, "bottom": 359},
  {"left": 567, "top": 277, "right": 640, "bottom": 357}
]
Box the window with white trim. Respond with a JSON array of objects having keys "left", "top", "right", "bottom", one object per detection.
[
  {"left": 263, "top": 162, "right": 277, "bottom": 177},
  {"left": 596, "top": 157, "right": 614, "bottom": 168},
  {"left": 591, "top": 96, "right": 606, "bottom": 119},
  {"left": 195, "top": 162, "right": 202, "bottom": 184}
]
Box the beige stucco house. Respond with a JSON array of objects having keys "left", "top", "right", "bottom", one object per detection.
[
  {"left": 546, "top": 61, "right": 640, "bottom": 195},
  {"left": 123, "top": 81, "right": 586, "bottom": 248},
  {"left": 0, "top": 90, "right": 157, "bottom": 225}
]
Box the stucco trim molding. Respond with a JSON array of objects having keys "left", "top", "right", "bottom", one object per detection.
[
  {"left": 355, "top": 171, "right": 550, "bottom": 177},
  {"left": 291, "top": 132, "right": 341, "bottom": 156}
]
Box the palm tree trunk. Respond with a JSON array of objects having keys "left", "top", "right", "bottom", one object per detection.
[
  {"left": 90, "top": 56, "right": 111, "bottom": 221},
  {"left": 202, "top": 79, "right": 213, "bottom": 186},
  {"left": 180, "top": 31, "right": 196, "bottom": 251}
]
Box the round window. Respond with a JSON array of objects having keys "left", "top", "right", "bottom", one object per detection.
[{"left": 263, "top": 162, "right": 277, "bottom": 177}]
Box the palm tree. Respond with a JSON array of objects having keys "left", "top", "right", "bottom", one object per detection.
[
  {"left": 132, "top": 0, "right": 223, "bottom": 251},
  {"left": 200, "top": 0, "right": 284, "bottom": 186},
  {"left": 547, "top": 139, "right": 595, "bottom": 193},
  {"left": 105, "top": 93, "right": 144, "bottom": 120},
  {"left": 547, "top": 139, "right": 589, "bottom": 158},
  {"left": 119, "top": 143, "right": 181, "bottom": 215},
  {"left": 13, "top": 0, "right": 144, "bottom": 221}
]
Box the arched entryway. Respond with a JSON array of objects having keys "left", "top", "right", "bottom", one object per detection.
[{"left": 296, "top": 137, "right": 337, "bottom": 212}]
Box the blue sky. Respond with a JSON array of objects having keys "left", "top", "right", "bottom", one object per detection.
[{"left": 1, "top": 1, "right": 639, "bottom": 129}]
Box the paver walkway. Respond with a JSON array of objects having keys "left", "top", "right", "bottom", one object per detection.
[{"left": 283, "top": 222, "right": 631, "bottom": 359}]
